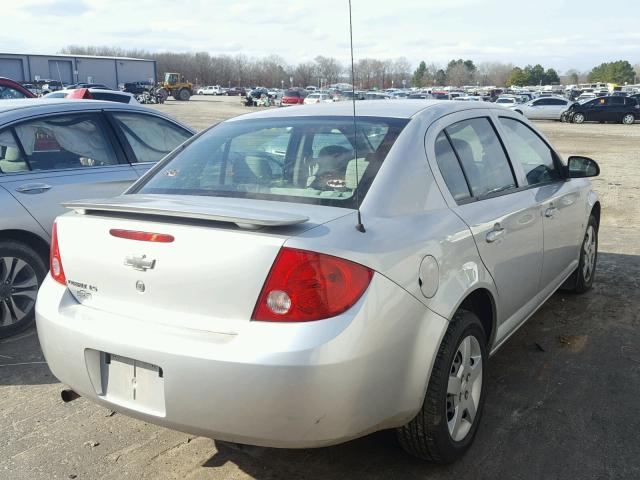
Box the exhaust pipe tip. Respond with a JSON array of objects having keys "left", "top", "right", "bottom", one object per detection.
[{"left": 61, "top": 388, "right": 80, "bottom": 403}]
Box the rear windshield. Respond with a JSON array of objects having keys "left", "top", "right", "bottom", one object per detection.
[
  {"left": 134, "top": 116, "right": 408, "bottom": 208},
  {"left": 284, "top": 90, "right": 301, "bottom": 97},
  {"left": 91, "top": 92, "right": 130, "bottom": 103}
]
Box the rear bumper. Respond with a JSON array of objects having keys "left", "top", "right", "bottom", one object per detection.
[{"left": 36, "top": 274, "right": 448, "bottom": 448}]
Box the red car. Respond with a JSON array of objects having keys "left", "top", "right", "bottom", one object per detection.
[
  {"left": 281, "top": 89, "right": 306, "bottom": 105},
  {"left": 0, "top": 77, "right": 37, "bottom": 99}
]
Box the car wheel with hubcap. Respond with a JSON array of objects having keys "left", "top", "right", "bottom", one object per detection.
[
  {"left": 622, "top": 113, "right": 635, "bottom": 125},
  {"left": 0, "top": 241, "right": 46, "bottom": 338},
  {"left": 573, "top": 113, "right": 585, "bottom": 124},
  {"left": 562, "top": 214, "right": 598, "bottom": 293},
  {"left": 397, "top": 309, "right": 487, "bottom": 463}
]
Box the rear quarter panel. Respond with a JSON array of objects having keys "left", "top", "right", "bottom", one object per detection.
[
  {"left": 0, "top": 184, "right": 50, "bottom": 240},
  {"left": 287, "top": 109, "right": 497, "bottom": 334}
]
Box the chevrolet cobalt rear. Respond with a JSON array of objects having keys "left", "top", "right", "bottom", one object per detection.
[{"left": 37, "top": 101, "right": 600, "bottom": 462}]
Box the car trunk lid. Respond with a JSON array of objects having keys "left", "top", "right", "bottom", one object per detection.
[{"left": 56, "top": 194, "right": 350, "bottom": 333}]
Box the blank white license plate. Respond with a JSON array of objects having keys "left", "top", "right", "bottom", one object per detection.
[{"left": 100, "top": 353, "right": 166, "bottom": 416}]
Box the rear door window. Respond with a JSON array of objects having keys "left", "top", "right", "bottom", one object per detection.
[
  {"left": 444, "top": 118, "right": 517, "bottom": 198},
  {"left": 498, "top": 117, "right": 562, "bottom": 186},
  {"left": 434, "top": 132, "right": 471, "bottom": 202},
  {"left": 110, "top": 112, "right": 192, "bottom": 163},
  {"left": 12, "top": 114, "right": 118, "bottom": 171}
]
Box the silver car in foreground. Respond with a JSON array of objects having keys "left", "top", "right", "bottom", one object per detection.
[
  {"left": 36, "top": 101, "right": 600, "bottom": 462},
  {"left": 0, "top": 99, "right": 193, "bottom": 337}
]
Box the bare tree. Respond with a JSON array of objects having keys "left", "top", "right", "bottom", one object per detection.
[
  {"left": 476, "top": 62, "right": 514, "bottom": 87},
  {"left": 314, "top": 56, "right": 342, "bottom": 85},
  {"left": 294, "top": 62, "right": 317, "bottom": 88},
  {"left": 390, "top": 57, "right": 412, "bottom": 88}
]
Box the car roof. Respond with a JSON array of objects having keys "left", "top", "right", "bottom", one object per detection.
[
  {"left": 227, "top": 99, "right": 505, "bottom": 121},
  {"left": 0, "top": 99, "right": 194, "bottom": 131}
]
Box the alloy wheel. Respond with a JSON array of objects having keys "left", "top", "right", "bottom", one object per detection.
[
  {"left": 622, "top": 114, "right": 635, "bottom": 125},
  {"left": 582, "top": 225, "right": 597, "bottom": 283},
  {"left": 0, "top": 256, "right": 39, "bottom": 327},
  {"left": 446, "top": 335, "right": 483, "bottom": 442},
  {"left": 573, "top": 113, "right": 585, "bottom": 124}
]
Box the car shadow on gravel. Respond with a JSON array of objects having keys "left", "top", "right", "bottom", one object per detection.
[
  {"left": 201, "top": 251, "right": 640, "bottom": 480},
  {"left": 0, "top": 327, "right": 57, "bottom": 386}
]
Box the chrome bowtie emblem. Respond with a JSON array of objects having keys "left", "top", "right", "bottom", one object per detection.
[{"left": 124, "top": 255, "right": 156, "bottom": 272}]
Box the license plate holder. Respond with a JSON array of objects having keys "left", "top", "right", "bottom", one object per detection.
[{"left": 99, "top": 352, "right": 165, "bottom": 416}]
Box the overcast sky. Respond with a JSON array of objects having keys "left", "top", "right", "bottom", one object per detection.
[{"left": 3, "top": 0, "right": 639, "bottom": 72}]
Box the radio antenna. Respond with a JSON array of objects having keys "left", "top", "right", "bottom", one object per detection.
[{"left": 349, "top": 0, "right": 365, "bottom": 233}]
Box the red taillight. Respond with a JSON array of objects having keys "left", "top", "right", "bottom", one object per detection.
[
  {"left": 50, "top": 222, "right": 67, "bottom": 286},
  {"left": 109, "top": 229, "right": 175, "bottom": 243},
  {"left": 252, "top": 247, "right": 374, "bottom": 322}
]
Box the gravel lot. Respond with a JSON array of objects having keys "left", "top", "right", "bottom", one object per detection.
[{"left": 2, "top": 96, "right": 639, "bottom": 480}]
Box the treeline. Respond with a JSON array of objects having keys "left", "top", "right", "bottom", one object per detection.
[
  {"left": 506, "top": 64, "right": 560, "bottom": 87},
  {"left": 412, "top": 59, "right": 516, "bottom": 87},
  {"left": 587, "top": 61, "right": 636, "bottom": 84},
  {"left": 60, "top": 46, "right": 411, "bottom": 89},
  {"left": 60, "top": 46, "right": 639, "bottom": 88}
]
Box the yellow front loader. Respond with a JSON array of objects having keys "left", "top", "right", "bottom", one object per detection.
[{"left": 161, "top": 72, "right": 193, "bottom": 101}]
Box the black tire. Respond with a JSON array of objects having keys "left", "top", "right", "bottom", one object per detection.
[
  {"left": 0, "top": 241, "right": 47, "bottom": 338},
  {"left": 622, "top": 113, "right": 635, "bottom": 125},
  {"left": 397, "top": 309, "right": 488, "bottom": 463},
  {"left": 178, "top": 88, "right": 191, "bottom": 101},
  {"left": 573, "top": 112, "right": 585, "bottom": 124},
  {"left": 562, "top": 214, "right": 598, "bottom": 294}
]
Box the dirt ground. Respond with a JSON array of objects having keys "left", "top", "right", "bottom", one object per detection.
[{"left": 2, "top": 96, "right": 639, "bottom": 480}]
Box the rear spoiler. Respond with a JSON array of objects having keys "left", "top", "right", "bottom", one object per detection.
[{"left": 63, "top": 195, "right": 309, "bottom": 230}]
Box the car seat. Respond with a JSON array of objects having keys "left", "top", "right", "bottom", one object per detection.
[
  {"left": 232, "top": 154, "right": 273, "bottom": 190},
  {"left": 0, "top": 147, "right": 28, "bottom": 173}
]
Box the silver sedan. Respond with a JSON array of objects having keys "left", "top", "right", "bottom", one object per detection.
[
  {"left": 511, "top": 96, "right": 573, "bottom": 120},
  {"left": 36, "top": 100, "right": 600, "bottom": 463}
]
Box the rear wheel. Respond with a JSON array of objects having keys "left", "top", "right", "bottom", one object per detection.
[
  {"left": 622, "top": 113, "right": 635, "bottom": 125},
  {"left": 573, "top": 113, "right": 585, "bottom": 124},
  {"left": 177, "top": 88, "right": 191, "bottom": 101},
  {"left": 0, "top": 241, "right": 46, "bottom": 338},
  {"left": 397, "top": 309, "right": 487, "bottom": 463}
]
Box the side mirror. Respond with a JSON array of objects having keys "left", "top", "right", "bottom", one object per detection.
[{"left": 568, "top": 156, "right": 599, "bottom": 178}]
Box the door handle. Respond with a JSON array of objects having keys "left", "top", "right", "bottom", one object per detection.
[
  {"left": 486, "top": 225, "right": 505, "bottom": 243},
  {"left": 544, "top": 206, "right": 558, "bottom": 218},
  {"left": 15, "top": 183, "right": 52, "bottom": 194}
]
